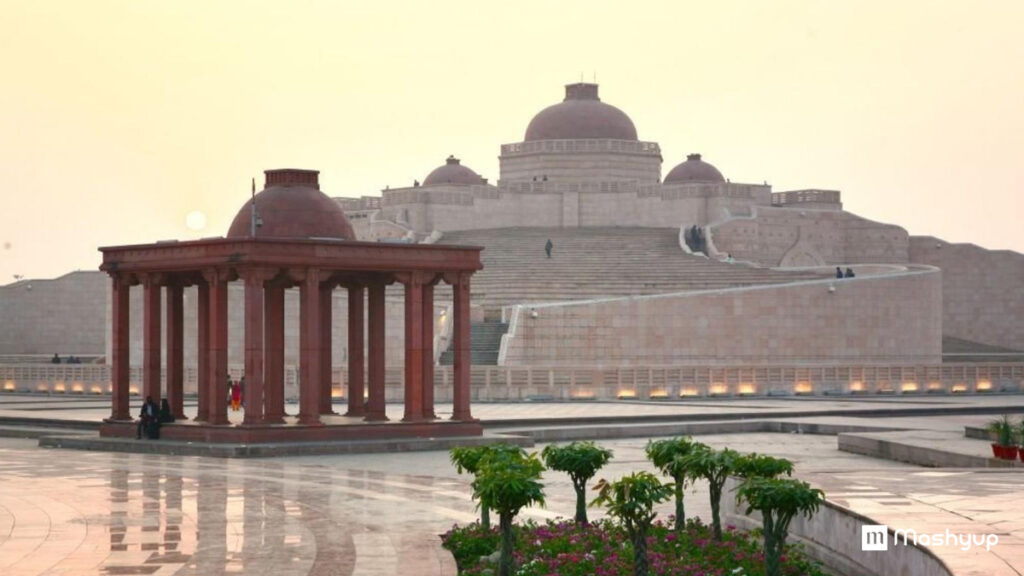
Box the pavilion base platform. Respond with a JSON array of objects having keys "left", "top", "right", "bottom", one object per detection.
[
  {"left": 44, "top": 428, "right": 524, "bottom": 458},
  {"left": 99, "top": 414, "right": 483, "bottom": 444}
]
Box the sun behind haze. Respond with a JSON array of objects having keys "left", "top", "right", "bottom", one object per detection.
[{"left": 1, "top": 0, "right": 1021, "bottom": 282}]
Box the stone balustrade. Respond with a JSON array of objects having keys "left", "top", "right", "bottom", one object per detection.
[
  {"left": 772, "top": 189, "right": 842, "bottom": 206},
  {"left": 4, "top": 362, "right": 1021, "bottom": 402},
  {"left": 500, "top": 139, "right": 661, "bottom": 156}
]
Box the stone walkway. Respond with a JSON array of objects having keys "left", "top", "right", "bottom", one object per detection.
[{"left": 2, "top": 394, "right": 1024, "bottom": 575}]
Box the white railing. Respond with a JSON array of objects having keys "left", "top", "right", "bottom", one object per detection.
[{"left": 4, "top": 362, "right": 1021, "bottom": 402}]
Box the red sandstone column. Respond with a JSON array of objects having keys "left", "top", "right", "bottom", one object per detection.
[
  {"left": 166, "top": 282, "right": 185, "bottom": 419},
  {"left": 365, "top": 281, "right": 388, "bottom": 421},
  {"left": 109, "top": 275, "right": 131, "bottom": 421},
  {"left": 422, "top": 281, "right": 436, "bottom": 419},
  {"left": 142, "top": 275, "right": 163, "bottom": 404},
  {"left": 346, "top": 285, "right": 366, "bottom": 417},
  {"left": 241, "top": 270, "right": 268, "bottom": 425},
  {"left": 402, "top": 273, "right": 425, "bottom": 422},
  {"left": 195, "top": 281, "right": 210, "bottom": 422},
  {"left": 319, "top": 283, "right": 335, "bottom": 415},
  {"left": 452, "top": 274, "right": 474, "bottom": 421},
  {"left": 298, "top": 269, "right": 322, "bottom": 425},
  {"left": 205, "top": 270, "right": 230, "bottom": 425},
  {"left": 263, "top": 284, "right": 286, "bottom": 423}
]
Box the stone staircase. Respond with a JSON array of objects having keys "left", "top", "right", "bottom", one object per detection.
[
  {"left": 439, "top": 321, "right": 509, "bottom": 366},
  {"left": 437, "top": 227, "right": 827, "bottom": 308}
]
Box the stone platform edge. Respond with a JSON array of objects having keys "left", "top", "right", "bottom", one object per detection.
[
  {"left": 723, "top": 478, "right": 954, "bottom": 576},
  {"left": 39, "top": 432, "right": 532, "bottom": 458},
  {"left": 837, "top": 431, "right": 1020, "bottom": 468}
]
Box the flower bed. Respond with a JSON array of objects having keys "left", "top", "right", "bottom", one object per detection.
[{"left": 443, "top": 518, "right": 828, "bottom": 576}]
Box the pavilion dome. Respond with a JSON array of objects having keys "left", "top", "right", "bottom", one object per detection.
[
  {"left": 226, "top": 169, "right": 356, "bottom": 240},
  {"left": 423, "top": 156, "right": 485, "bottom": 186},
  {"left": 664, "top": 154, "right": 725, "bottom": 184},
  {"left": 524, "top": 83, "right": 638, "bottom": 142}
]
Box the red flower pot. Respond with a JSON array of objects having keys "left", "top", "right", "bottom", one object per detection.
[{"left": 992, "top": 444, "right": 1018, "bottom": 460}]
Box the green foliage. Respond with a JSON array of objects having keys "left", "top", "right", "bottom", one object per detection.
[
  {"left": 645, "top": 437, "right": 696, "bottom": 532},
  {"left": 737, "top": 477, "right": 826, "bottom": 576},
  {"left": 440, "top": 522, "right": 499, "bottom": 572},
  {"left": 677, "top": 444, "right": 741, "bottom": 541},
  {"left": 541, "top": 441, "right": 613, "bottom": 523},
  {"left": 987, "top": 415, "right": 1016, "bottom": 447},
  {"left": 446, "top": 518, "right": 829, "bottom": 576},
  {"left": 451, "top": 443, "right": 527, "bottom": 529},
  {"left": 733, "top": 453, "right": 795, "bottom": 479},
  {"left": 472, "top": 448, "right": 546, "bottom": 518},
  {"left": 592, "top": 472, "right": 673, "bottom": 576},
  {"left": 471, "top": 447, "right": 546, "bottom": 576}
]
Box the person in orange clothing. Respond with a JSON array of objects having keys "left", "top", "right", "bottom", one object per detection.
[{"left": 230, "top": 380, "right": 242, "bottom": 411}]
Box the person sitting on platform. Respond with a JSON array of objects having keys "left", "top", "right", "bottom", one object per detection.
[
  {"left": 136, "top": 396, "right": 159, "bottom": 439},
  {"left": 844, "top": 267, "right": 856, "bottom": 278},
  {"left": 159, "top": 399, "right": 175, "bottom": 424},
  {"left": 51, "top": 353, "right": 60, "bottom": 364}
]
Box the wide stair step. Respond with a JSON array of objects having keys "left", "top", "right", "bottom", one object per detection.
[
  {"left": 437, "top": 226, "right": 828, "bottom": 308},
  {"left": 439, "top": 321, "right": 509, "bottom": 366}
]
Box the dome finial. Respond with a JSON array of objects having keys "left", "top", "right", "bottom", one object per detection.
[{"left": 564, "top": 82, "right": 600, "bottom": 101}]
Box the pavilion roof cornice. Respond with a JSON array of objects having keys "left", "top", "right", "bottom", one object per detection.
[{"left": 98, "top": 237, "right": 483, "bottom": 275}]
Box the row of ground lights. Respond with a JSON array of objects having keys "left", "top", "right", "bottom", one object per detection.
[{"left": 615, "top": 380, "right": 995, "bottom": 399}]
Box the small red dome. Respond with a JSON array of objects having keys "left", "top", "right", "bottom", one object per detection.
[
  {"left": 226, "top": 169, "right": 356, "bottom": 240},
  {"left": 664, "top": 154, "right": 725, "bottom": 184},
  {"left": 423, "top": 156, "right": 484, "bottom": 186},
  {"left": 524, "top": 83, "right": 637, "bottom": 142}
]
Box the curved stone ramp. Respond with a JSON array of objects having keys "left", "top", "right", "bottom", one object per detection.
[{"left": 438, "top": 227, "right": 828, "bottom": 308}]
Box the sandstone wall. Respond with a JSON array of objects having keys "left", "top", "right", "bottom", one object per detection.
[
  {"left": 0, "top": 271, "right": 107, "bottom": 356},
  {"left": 910, "top": 236, "right": 1024, "bottom": 350},
  {"left": 501, "top": 267, "right": 942, "bottom": 366},
  {"left": 378, "top": 181, "right": 771, "bottom": 233},
  {"left": 711, "top": 207, "right": 909, "bottom": 266}
]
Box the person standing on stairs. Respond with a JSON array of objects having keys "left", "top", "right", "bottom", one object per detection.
[{"left": 545, "top": 238, "right": 553, "bottom": 258}]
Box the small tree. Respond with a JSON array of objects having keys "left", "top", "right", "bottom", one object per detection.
[
  {"left": 645, "top": 436, "right": 696, "bottom": 533},
  {"left": 451, "top": 443, "right": 525, "bottom": 529},
  {"left": 473, "top": 448, "right": 546, "bottom": 576},
  {"left": 733, "top": 453, "right": 795, "bottom": 480},
  {"left": 678, "top": 444, "right": 740, "bottom": 540},
  {"left": 542, "top": 441, "right": 613, "bottom": 524},
  {"left": 592, "top": 472, "right": 672, "bottom": 576},
  {"left": 737, "top": 477, "right": 825, "bottom": 576}
]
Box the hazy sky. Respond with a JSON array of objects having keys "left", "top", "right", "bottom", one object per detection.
[{"left": 2, "top": 0, "right": 1022, "bottom": 283}]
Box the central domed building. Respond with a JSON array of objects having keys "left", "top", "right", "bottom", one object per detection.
[
  {"left": 3, "top": 81, "right": 1017, "bottom": 406},
  {"left": 332, "top": 81, "right": 1023, "bottom": 391}
]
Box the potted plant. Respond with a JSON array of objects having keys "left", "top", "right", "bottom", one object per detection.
[
  {"left": 1017, "top": 418, "right": 1024, "bottom": 463},
  {"left": 987, "top": 415, "right": 1017, "bottom": 460}
]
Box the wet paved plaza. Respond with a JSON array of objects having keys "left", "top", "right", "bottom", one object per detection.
[{"left": 2, "top": 395, "right": 1024, "bottom": 575}]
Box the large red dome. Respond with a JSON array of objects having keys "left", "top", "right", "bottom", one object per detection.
[
  {"left": 524, "top": 83, "right": 637, "bottom": 142},
  {"left": 226, "top": 169, "right": 356, "bottom": 240}
]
